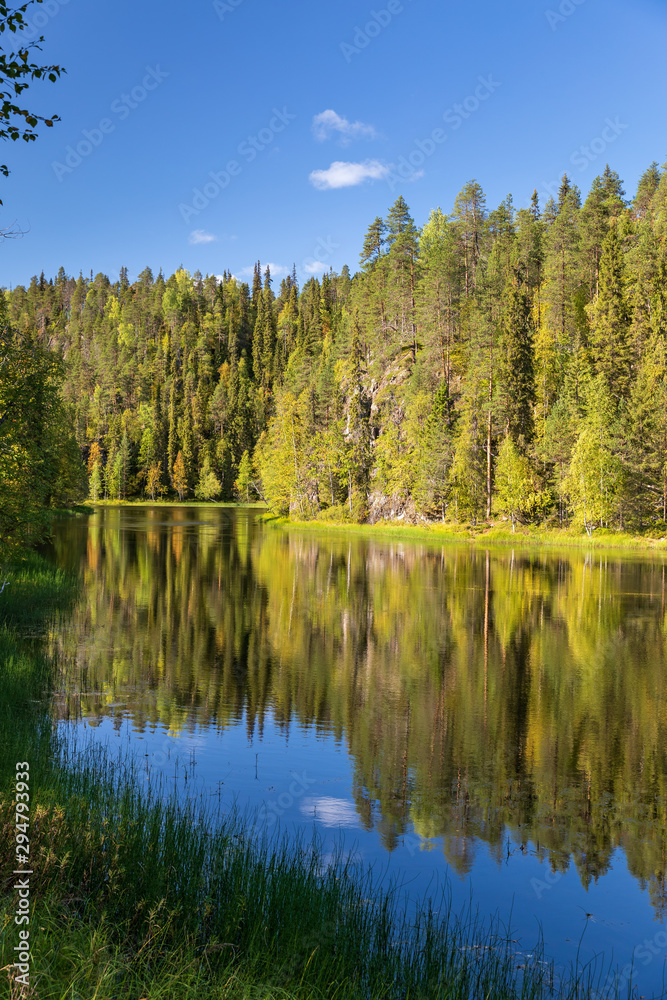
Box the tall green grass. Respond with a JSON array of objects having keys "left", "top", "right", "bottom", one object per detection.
[{"left": 0, "top": 553, "right": 637, "bottom": 999}]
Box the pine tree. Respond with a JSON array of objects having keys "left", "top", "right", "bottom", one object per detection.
[
  {"left": 452, "top": 180, "right": 487, "bottom": 297},
  {"left": 358, "top": 216, "right": 388, "bottom": 342},
  {"left": 543, "top": 181, "right": 582, "bottom": 356},
  {"left": 515, "top": 191, "right": 544, "bottom": 295},
  {"left": 417, "top": 208, "right": 461, "bottom": 394}
]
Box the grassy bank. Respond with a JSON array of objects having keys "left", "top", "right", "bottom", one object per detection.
[
  {"left": 1, "top": 555, "right": 629, "bottom": 999},
  {"left": 261, "top": 514, "right": 667, "bottom": 556}
]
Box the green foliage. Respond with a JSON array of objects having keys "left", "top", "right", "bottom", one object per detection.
[
  {"left": 89, "top": 460, "right": 102, "bottom": 502},
  {"left": 7, "top": 159, "right": 667, "bottom": 534},
  {"left": 493, "top": 436, "right": 545, "bottom": 530},
  {"left": 561, "top": 379, "right": 624, "bottom": 535},
  {"left": 0, "top": 0, "right": 65, "bottom": 200},
  {"left": 233, "top": 449, "right": 252, "bottom": 502},
  {"left": 588, "top": 223, "right": 632, "bottom": 398},
  {"left": 171, "top": 450, "right": 187, "bottom": 501},
  {"left": 195, "top": 455, "right": 222, "bottom": 501},
  {"left": 0, "top": 302, "right": 85, "bottom": 550}
]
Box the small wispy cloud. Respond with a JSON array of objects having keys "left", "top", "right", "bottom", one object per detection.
[
  {"left": 303, "top": 260, "right": 328, "bottom": 274},
  {"left": 300, "top": 797, "right": 359, "bottom": 828},
  {"left": 189, "top": 229, "right": 217, "bottom": 245},
  {"left": 312, "top": 109, "right": 378, "bottom": 144},
  {"left": 309, "top": 159, "right": 390, "bottom": 191}
]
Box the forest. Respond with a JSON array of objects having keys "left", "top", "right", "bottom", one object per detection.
[{"left": 2, "top": 160, "right": 667, "bottom": 543}]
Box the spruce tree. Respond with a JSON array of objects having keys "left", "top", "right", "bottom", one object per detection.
[
  {"left": 497, "top": 268, "right": 536, "bottom": 451},
  {"left": 633, "top": 161, "right": 661, "bottom": 219},
  {"left": 580, "top": 166, "right": 626, "bottom": 299},
  {"left": 588, "top": 224, "right": 631, "bottom": 399}
]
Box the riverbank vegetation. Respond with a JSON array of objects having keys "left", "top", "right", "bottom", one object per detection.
[
  {"left": 4, "top": 161, "right": 667, "bottom": 540},
  {"left": 263, "top": 512, "right": 667, "bottom": 552}
]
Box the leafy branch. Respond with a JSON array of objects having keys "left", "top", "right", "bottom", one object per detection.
[{"left": 0, "top": 0, "right": 65, "bottom": 201}]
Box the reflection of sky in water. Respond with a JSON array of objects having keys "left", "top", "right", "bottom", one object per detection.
[
  {"left": 301, "top": 797, "right": 360, "bottom": 827},
  {"left": 60, "top": 711, "right": 667, "bottom": 998},
  {"left": 45, "top": 506, "right": 667, "bottom": 998}
]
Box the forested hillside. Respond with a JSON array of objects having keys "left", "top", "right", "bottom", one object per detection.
[{"left": 4, "top": 161, "right": 667, "bottom": 533}]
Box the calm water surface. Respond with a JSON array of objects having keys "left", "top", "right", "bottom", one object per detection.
[{"left": 46, "top": 506, "right": 667, "bottom": 995}]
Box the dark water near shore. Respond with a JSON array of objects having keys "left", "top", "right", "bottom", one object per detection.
[{"left": 46, "top": 506, "right": 667, "bottom": 995}]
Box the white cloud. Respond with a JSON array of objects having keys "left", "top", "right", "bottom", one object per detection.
[
  {"left": 309, "top": 159, "right": 390, "bottom": 191},
  {"left": 312, "top": 109, "right": 378, "bottom": 144},
  {"left": 303, "top": 260, "right": 328, "bottom": 274},
  {"left": 189, "top": 229, "right": 217, "bottom": 245},
  {"left": 300, "top": 797, "right": 360, "bottom": 828}
]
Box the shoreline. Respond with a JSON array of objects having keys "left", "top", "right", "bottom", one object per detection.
[
  {"left": 72, "top": 502, "right": 667, "bottom": 555},
  {"left": 261, "top": 514, "right": 667, "bottom": 556}
]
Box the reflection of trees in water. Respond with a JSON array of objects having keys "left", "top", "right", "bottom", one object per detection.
[{"left": 50, "top": 510, "right": 667, "bottom": 914}]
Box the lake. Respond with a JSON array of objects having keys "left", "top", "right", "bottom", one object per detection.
[{"left": 45, "top": 505, "right": 667, "bottom": 996}]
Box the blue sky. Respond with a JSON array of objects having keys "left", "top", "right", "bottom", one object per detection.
[{"left": 1, "top": 0, "right": 665, "bottom": 288}]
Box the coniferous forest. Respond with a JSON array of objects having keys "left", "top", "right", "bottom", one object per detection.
[{"left": 3, "top": 162, "right": 667, "bottom": 543}]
